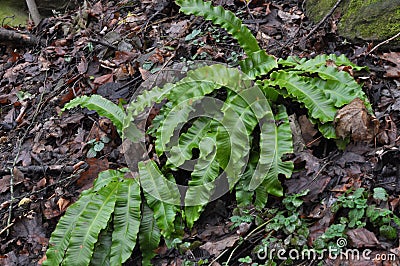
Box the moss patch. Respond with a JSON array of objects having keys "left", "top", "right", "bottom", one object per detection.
[
  {"left": 305, "top": 0, "right": 340, "bottom": 22},
  {"left": 0, "top": 0, "right": 28, "bottom": 26},
  {"left": 305, "top": 0, "right": 400, "bottom": 48}
]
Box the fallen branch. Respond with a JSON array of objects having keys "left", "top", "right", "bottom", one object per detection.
[
  {"left": 0, "top": 28, "right": 40, "bottom": 47},
  {"left": 0, "top": 163, "right": 86, "bottom": 176},
  {"left": 368, "top": 31, "right": 400, "bottom": 55}
]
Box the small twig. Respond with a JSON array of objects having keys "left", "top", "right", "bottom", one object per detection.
[
  {"left": 88, "top": 38, "right": 118, "bottom": 50},
  {"left": 0, "top": 164, "right": 82, "bottom": 176},
  {"left": 296, "top": 161, "right": 330, "bottom": 193},
  {"left": 0, "top": 222, "right": 14, "bottom": 236},
  {"left": 0, "top": 168, "right": 84, "bottom": 236},
  {"left": 303, "top": 0, "right": 343, "bottom": 41},
  {"left": 221, "top": 219, "right": 272, "bottom": 265},
  {"left": 245, "top": 0, "right": 256, "bottom": 22},
  {"left": 368, "top": 31, "right": 400, "bottom": 55},
  {"left": 0, "top": 28, "right": 41, "bottom": 47},
  {"left": 6, "top": 72, "right": 48, "bottom": 235}
]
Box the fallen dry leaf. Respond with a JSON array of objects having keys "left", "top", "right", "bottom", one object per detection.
[
  {"left": 198, "top": 225, "right": 228, "bottom": 241},
  {"left": 334, "top": 98, "right": 379, "bottom": 142},
  {"left": 77, "top": 157, "right": 109, "bottom": 191},
  {"left": 376, "top": 115, "right": 397, "bottom": 145},
  {"left": 347, "top": 228, "right": 379, "bottom": 248},
  {"left": 298, "top": 115, "right": 319, "bottom": 146},
  {"left": 57, "top": 197, "right": 70, "bottom": 212},
  {"left": 200, "top": 234, "right": 239, "bottom": 257},
  {"left": 166, "top": 20, "right": 189, "bottom": 37},
  {"left": 380, "top": 52, "right": 400, "bottom": 78},
  {"left": 93, "top": 73, "right": 114, "bottom": 85},
  {"left": 139, "top": 67, "right": 150, "bottom": 80},
  {"left": 277, "top": 9, "right": 301, "bottom": 23},
  {"left": 77, "top": 56, "right": 88, "bottom": 74}
]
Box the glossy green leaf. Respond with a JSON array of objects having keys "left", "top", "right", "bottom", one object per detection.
[
  {"left": 257, "top": 105, "right": 293, "bottom": 196},
  {"left": 62, "top": 181, "right": 118, "bottom": 265},
  {"left": 139, "top": 202, "right": 161, "bottom": 265},
  {"left": 167, "top": 117, "right": 215, "bottom": 167},
  {"left": 44, "top": 168, "right": 123, "bottom": 266},
  {"left": 90, "top": 223, "right": 112, "bottom": 266},
  {"left": 139, "top": 161, "right": 180, "bottom": 239},
  {"left": 176, "top": 0, "right": 261, "bottom": 55},
  {"left": 184, "top": 137, "right": 220, "bottom": 228},
  {"left": 110, "top": 178, "right": 141, "bottom": 265},
  {"left": 62, "top": 95, "right": 126, "bottom": 135},
  {"left": 239, "top": 50, "right": 278, "bottom": 78},
  {"left": 269, "top": 71, "right": 337, "bottom": 123},
  {"left": 44, "top": 190, "right": 95, "bottom": 266}
]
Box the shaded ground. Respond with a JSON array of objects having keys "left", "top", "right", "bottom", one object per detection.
[{"left": 0, "top": 0, "right": 400, "bottom": 265}]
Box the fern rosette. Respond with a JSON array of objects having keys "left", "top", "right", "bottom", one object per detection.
[
  {"left": 46, "top": 0, "right": 372, "bottom": 264},
  {"left": 122, "top": 63, "right": 292, "bottom": 229}
]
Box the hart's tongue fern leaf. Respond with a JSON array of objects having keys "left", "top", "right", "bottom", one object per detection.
[{"left": 45, "top": 0, "right": 370, "bottom": 265}]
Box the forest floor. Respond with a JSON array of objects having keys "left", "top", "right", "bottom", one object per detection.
[{"left": 1, "top": 0, "right": 400, "bottom": 265}]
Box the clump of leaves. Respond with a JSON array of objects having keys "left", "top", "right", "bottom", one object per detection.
[
  {"left": 44, "top": 0, "right": 372, "bottom": 265},
  {"left": 86, "top": 136, "right": 110, "bottom": 158},
  {"left": 249, "top": 190, "right": 310, "bottom": 264},
  {"left": 314, "top": 187, "right": 400, "bottom": 250}
]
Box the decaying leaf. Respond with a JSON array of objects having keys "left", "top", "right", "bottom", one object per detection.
[
  {"left": 380, "top": 52, "right": 400, "bottom": 78},
  {"left": 76, "top": 157, "right": 109, "bottom": 191},
  {"left": 200, "top": 234, "right": 239, "bottom": 257},
  {"left": 166, "top": 20, "right": 189, "bottom": 37},
  {"left": 57, "top": 197, "right": 70, "bottom": 212},
  {"left": 376, "top": 115, "right": 397, "bottom": 145},
  {"left": 347, "top": 228, "right": 379, "bottom": 248},
  {"left": 334, "top": 98, "right": 379, "bottom": 142}
]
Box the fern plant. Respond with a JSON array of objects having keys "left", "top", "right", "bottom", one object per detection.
[{"left": 44, "top": 0, "right": 370, "bottom": 265}]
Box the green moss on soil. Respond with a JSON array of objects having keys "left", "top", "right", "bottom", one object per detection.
[
  {"left": 0, "top": 0, "right": 28, "bottom": 26},
  {"left": 305, "top": 0, "right": 340, "bottom": 22},
  {"left": 339, "top": 0, "right": 400, "bottom": 43},
  {"left": 305, "top": 0, "right": 400, "bottom": 47}
]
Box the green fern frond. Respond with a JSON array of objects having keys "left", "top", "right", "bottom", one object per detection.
[
  {"left": 44, "top": 169, "right": 140, "bottom": 266},
  {"left": 62, "top": 95, "right": 126, "bottom": 135},
  {"left": 216, "top": 106, "right": 250, "bottom": 188},
  {"left": 234, "top": 106, "right": 292, "bottom": 204},
  {"left": 44, "top": 190, "right": 95, "bottom": 266},
  {"left": 123, "top": 85, "right": 172, "bottom": 139},
  {"left": 235, "top": 151, "right": 258, "bottom": 207},
  {"left": 44, "top": 169, "right": 122, "bottom": 266},
  {"left": 176, "top": 0, "right": 261, "bottom": 55},
  {"left": 154, "top": 99, "right": 196, "bottom": 156},
  {"left": 139, "top": 161, "right": 180, "bottom": 239},
  {"left": 313, "top": 78, "right": 360, "bottom": 107},
  {"left": 62, "top": 181, "right": 118, "bottom": 266},
  {"left": 279, "top": 54, "right": 366, "bottom": 71},
  {"left": 89, "top": 223, "right": 112, "bottom": 266},
  {"left": 278, "top": 54, "right": 370, "bottom": 110},
  {"left": 239, "top": 50, "right": 278, "bottom": 78},
  {"left": 110, "top": 178, "right": 141, "bottom": 265},
  {"left": 139, "top": 203, "right": 161, "bottom": 266},
  {"left": 268, "top": 71, "right": 337, "bottom": 123},
  {"left": 170, "top": 64, "right": 253, "bottom": 102},
  {"left": 214, "top": 86, "right": 276, "bottom": 191},
  {"left": 318, "top": 122, "right": 337, "bottom": 139},
  {"left": 184, "top": 137, "right": 220, "bottom": 228},
  {"left": 167, "top": 117, "right": 215, "bottom": 168},
  {"left": 257, "top": 105, "right": 293, "bottom": 196}
]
